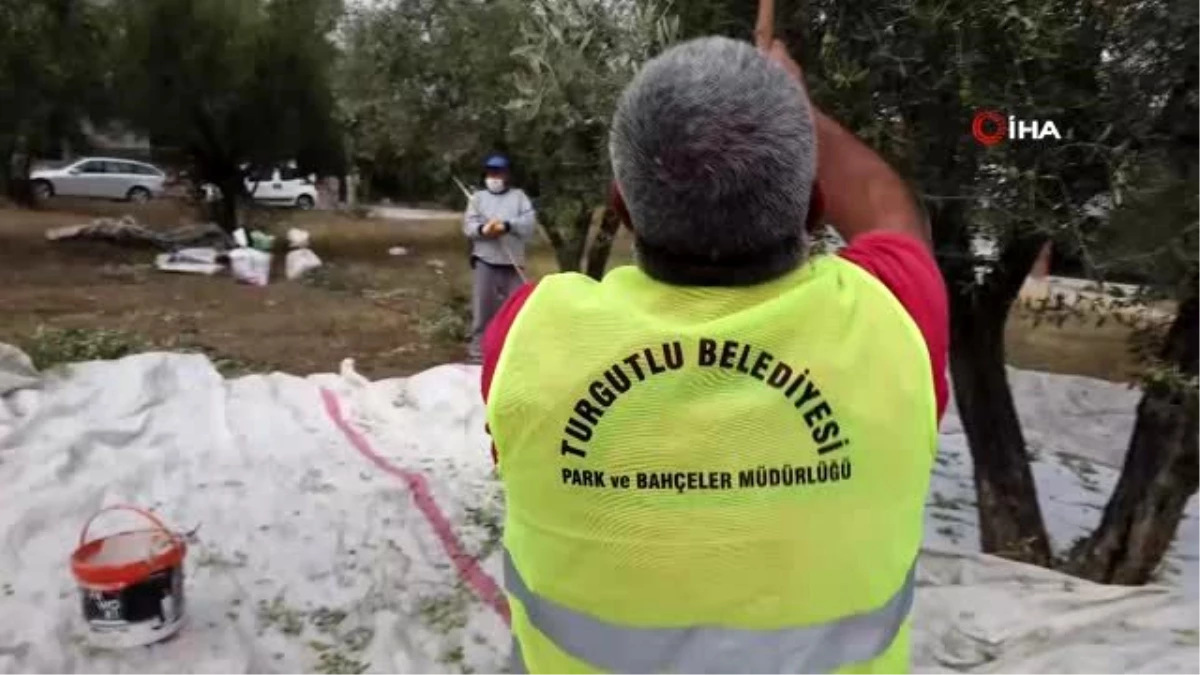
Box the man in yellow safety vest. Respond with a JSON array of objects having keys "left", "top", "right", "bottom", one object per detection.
[{"left": 481, "top": 36, "right": 949, "bottom": 673}]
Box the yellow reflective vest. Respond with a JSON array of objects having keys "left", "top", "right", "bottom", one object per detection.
[{"left": 487, "top": 256, "right": 938, "bottom": 673}]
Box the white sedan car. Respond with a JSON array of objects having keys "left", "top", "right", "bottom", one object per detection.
[{"left": 31, "top": 157, "right": 167, "bottom": 203}]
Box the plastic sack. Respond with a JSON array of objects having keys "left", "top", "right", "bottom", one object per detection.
[
  {"left": 228, "top": 248, "right": 272, "bottom": 286},
  {"left": 171, "top": 247, "right": 220, "bottom": 265},
  {"left": 249, "top": 231, "right": 275, "bottom": 251},
  {"left": 286, "top": 228, "right": 311, "bottom": 249},
  {"left": 285, "top": 248, "right": 322, "bottom": 280}
]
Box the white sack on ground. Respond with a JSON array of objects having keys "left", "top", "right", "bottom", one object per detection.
[
  {"left": 154, "top": 248, "right": 224, "bottom": 276},
  {"left": 285, "top": 248, "right": 323, "bottom": 280},
  {"left": 286, "top": 228, "right": 312, "bottom": 249},
  {"left": 228, "top": 248, "right": 273, "bottom": 286},
  {"left": 0, "top": 350, "right": 1195, "bottom": 674}
]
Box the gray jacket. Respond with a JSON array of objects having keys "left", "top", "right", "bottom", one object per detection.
[{"left": 463, "top": 188, "right": 537, "bottom": 267}]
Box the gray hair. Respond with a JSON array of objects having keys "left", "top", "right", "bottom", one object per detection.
[{"left": 610, "top": 36, "right": 817, "bottom": 285}]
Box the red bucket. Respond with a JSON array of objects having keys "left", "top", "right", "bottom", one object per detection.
[{"left": 70, "top": 505, "right": 188, "bottom": 649}]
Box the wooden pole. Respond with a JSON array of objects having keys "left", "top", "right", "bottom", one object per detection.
[
  {"left": 755, "top": 0, "right": 776, "bottom": 50},
  {"left": 1030, "top": 242, "right": 1053, "bottom": 279}
]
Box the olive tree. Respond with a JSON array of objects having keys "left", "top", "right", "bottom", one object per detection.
[
  {"left": 113, "top": 0, "right": 345, "bottom": 231},
  {"left": 337, "top": 0, "right": 526, "bottom": 203},
  {"left": 505, "top": 0, "right": 679, "bottom": 276},
  {"left": 338, "top": 0, "right": 677, "bottom": 277},
  {"left": 666, "top": 0, "right": 1197, "bottom": 580},
  {"left": 719, "top": 0, "right": 1124, "bottom": 565},
  {"left": 1061, "top": 9, "right": 1198, "bottom": 578},
  {"left": 0, "top": 0, "right": 114, "bottom": 203}
]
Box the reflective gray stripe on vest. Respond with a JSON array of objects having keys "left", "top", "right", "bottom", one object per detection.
[{"left": 504, "top": 550, "right": 914, "bottom": 673}]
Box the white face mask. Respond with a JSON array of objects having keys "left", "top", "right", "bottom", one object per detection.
[{"left": 485, "top": 177, "right": 506, "bottom": 193}]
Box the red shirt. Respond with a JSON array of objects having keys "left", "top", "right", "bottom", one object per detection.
[{"left": 481, "top": 233, "right": 949, "bottom": 462}]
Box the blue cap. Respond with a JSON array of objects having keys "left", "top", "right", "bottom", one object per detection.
[{"left": 483, "top": 154, "right": 510, "bottom": 171}]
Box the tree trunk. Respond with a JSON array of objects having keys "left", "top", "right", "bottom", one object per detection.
[
  {"left": 5, "top": 143, "right": 36, "bottom": 207},
  {"left": 943, "top": 226, "right": 1054, "bottom": 566},
  {"left": 1030, "top": 242, "right": 1053, "bottom": 279},
  {"left": 1065, "top": 291, "right": 1199, "bottom": 584},
  {"left": 949, "top": 288, "right": 1054, "bottom": 566},
  {"left": 0, "top": 141, "right": 12, "bottom": 198},
  {"left": 545, "top": 202, "right": 591, "bottom": 272},
  {"left": 584, "top": 206, "right": 621, "bottom": 280},
  {"left": 214, "top": 175, "right": 243, "bottom": 234}
]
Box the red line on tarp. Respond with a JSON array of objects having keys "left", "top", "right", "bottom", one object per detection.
[{"left": 319, "top": 387, "right": 511, "bottom": 625}]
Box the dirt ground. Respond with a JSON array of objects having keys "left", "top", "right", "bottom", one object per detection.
[
  {"left": 0, "top": 198, "right": 633, "bottom": 378},
  {"left": 0, "top": 197, "right": 1146, "bottom": 382}
]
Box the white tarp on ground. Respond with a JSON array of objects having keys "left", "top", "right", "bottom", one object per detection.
[{"left": 0, "top": 348, "right": 1196, "bottom": 674}]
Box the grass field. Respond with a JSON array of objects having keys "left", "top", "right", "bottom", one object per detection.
[{"left": 0, "top": 197, "right": 1150, "bottom": 382}]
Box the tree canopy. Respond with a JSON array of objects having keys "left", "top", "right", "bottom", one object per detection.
[
  {"left": 113, "top": 0, "right": 346, "bottom": 229},
  {"left": 668, "top": 0, "right": 1197, "bottom": 580},
  {"left": 337, "top": 0, "right": 527, "bottom": 202},
  {"left": 504, "top": 0, "right": 678, "bottom": 272},
  {"left": 0, "top": 0, "right": 115, "bottom": 199},
  {"left": 339, "top": 0, "right": 678, "bottom": 273}
]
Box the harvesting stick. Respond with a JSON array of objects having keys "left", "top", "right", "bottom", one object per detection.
[
  {"left": 452, "top": 175, "right": 528, "bottom": 283},
  {"left": 754, "top": 0, "right": 827, "bottom": 236},
  {"left": 755, "top": 0, "right": 776, "bottom": 50}
]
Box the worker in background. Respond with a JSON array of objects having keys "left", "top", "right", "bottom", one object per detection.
[
  {"left": 462, "top": 153, "right": 536, "bottom": 364},
  {"left": 482, "top": 36, "right": 948, "bottom": 674}
]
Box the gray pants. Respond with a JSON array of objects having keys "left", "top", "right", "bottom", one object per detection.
[{"left": 468, "top": 260, "right": 523, "bottom": 359}]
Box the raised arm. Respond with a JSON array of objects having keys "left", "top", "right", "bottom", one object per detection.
[
  {"left": 766, "top": 41, "right": 929, "bottom": 248},
  {"left": 812, "top": 110, "right": 930, "bottom": 246}
]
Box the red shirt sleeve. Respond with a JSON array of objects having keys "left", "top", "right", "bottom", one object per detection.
[
  {"left": 838, "top": 232, "right": 950, "bottom": 421},
  {"left": 481, "top": 281, "right": 537, "bottom": 464}
]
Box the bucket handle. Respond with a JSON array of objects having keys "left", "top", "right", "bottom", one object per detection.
[{"left": 79, "top": 505, "right": 174, "bottom": 548}]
